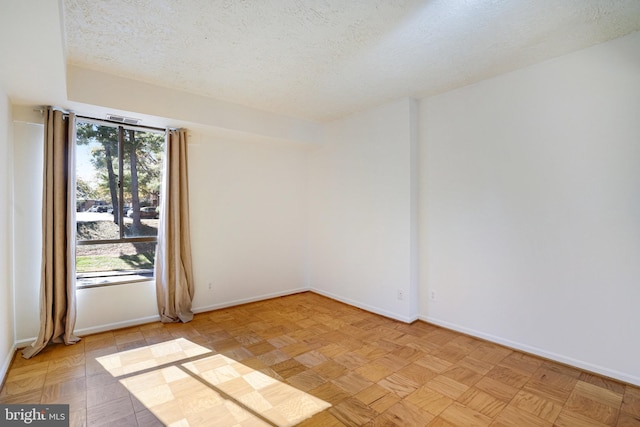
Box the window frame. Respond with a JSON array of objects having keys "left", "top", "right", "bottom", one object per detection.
[{"left": 75, "top": 117, "right": 165, "bottom": 289}]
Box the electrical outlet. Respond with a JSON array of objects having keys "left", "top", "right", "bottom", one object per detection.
[
  {"left": 208, "top": 282, "right": 213, "bottom": 291},
  {"left": 397, "top": 290, "right": 404, "bottom": 301},
  {"left": 430, "top": 290, "right": 436, "bottom": 301}
]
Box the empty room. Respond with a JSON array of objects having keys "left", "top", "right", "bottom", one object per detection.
[{"left": 1, "top": 1, "right": 639, "bottom": 426}]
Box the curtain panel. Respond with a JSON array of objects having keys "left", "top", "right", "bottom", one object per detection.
[
  {"left": 23, "top": 107, "right": 80, "bottom": 359},
  {"left": 155, "top": 128, "right": 195, "bottom": 323}
]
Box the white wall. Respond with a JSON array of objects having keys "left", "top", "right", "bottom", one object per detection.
[
  {"left": 75, "top": 282, "right": 159, "bottom": 335},
  {"left": 420, "top": 31, "right": 640, "bottom": 385},
  {"left": 0, "top": 91, "right": 15, "bottom": 381},
  {"left": 308, "top": 98, "right": 418, "bottom": 322},
  {"left": 189, "top": 132, "right": 309, "bottom": 311},
  {"left": 12, "top": 119, "right": 43, "bottom": 343}
]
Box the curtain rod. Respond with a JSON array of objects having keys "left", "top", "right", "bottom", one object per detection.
[
  {"left": 40, "top": 106, "right": 175, "bottom": 132},
  {"left": 74, "top": 114, "right": 170, "bottom": 133}
]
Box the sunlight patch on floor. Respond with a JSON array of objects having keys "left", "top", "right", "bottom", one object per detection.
[{"left": 96, "top": 338, "right": 330, "bottom": 426}]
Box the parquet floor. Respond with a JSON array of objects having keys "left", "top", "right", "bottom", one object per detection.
[{"left": 1, "top": 292, "right": 639, "bottom": 426}]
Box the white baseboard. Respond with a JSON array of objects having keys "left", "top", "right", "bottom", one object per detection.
[
  {"left": 74, "top": 315, "right": 161, "bottom": 337},
  {"left": 14, "top": 338, "right": 35, "bottom": 348},
  {"left": 193, "top": 288, "right": 309, "bottom": 314},
  {"left": 309, "top": 288, "right": 418, "bottom": 324},
  {"left": 1, "top": 343, "right": 17, "bottom": 386},
  {"left": 76, "top": 289, "right": 309, "bottom": 335},
  {"left": 421, "top": 315, "right": 640, "bottom": 387},
  {"left": 17, "top": 289, "right": 308, "bottom": 343}
]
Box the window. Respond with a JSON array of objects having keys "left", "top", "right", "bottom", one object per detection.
[{"left": 75, "top": 119, "right": 165, "bottom": 287}]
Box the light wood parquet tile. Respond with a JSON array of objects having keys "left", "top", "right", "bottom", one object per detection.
[
  {"left": 329, "top": 397, "right": 378, "bottom": 426},
  {"left": 523, "top": 365, "right": 579, "bottom": 404},
  {"left": 258, "top": 348, "right": 290, "bottom": 366},
  {"left": 498, "top": 351, "right": 544, "bottom": 376},
  {"left": 309, "top": 382, "right": 351, "bottom": 405},
  {"left": 554, "top": 408, "right": 611, "bottom": 427},
  {"left": 47, "top": 341, "right": 87, "bottom": 361},
  {"left": 439, "top": 401, "right": 492, "bottom": 426},
  {"left": 281, "top": 369, "right": 326, "bottom": 392},
  {"left": 2, "top": 291, "right": 638, "bottom": 426},
  {"left": 376, "top": 400, "right": 435, "bottom": 426},
  {"left": 134, "top": 408, "right": 163, "bottom": 427},
  {"left": 272, "top": 359, "right": 308, "bottom": 379},
  {"left": 281, "top": 342, "right": 313, "bottom": 358},
  {"left": 294, "top": 350, "right": 328, "bottom": 368},
  {"left": 427, "top": 416, "right": 459, "bottom": 427},
  {"left": 508, "top": 389, "right": 562, "bottom": 423},
  {"left": 564, "top": 388, "right": 620, "bottom": 425},
  {"left": 431, "top": 345, "right": 469, "bottom": 365},
  {"left": 70, "top": 408, "right": 87, "bottom": 427},
  {"left": 44, "top": 365, "right": 86, "bottom": 387},
  {"left": 389, "top": 345, "right": 425, "bottom": 364},
  {"left": 492, "top": 405, "right": 553, "bottom": 427},
  {"left": 474, "top": 375, "right": 522, "bottom": 403},
  {"left": 616, "top": 412, "right": 640, "bottom": 427},
  {"left": 468, "top": 343, "right": 512, "bottom": 365},
  {"left": 333, "top": 351, "right": 369, "bottom": 370},
  {"left": 405, "top": 337, "right": 441, "bottom": 354},
  {"left": 377, "top": 353, "right": 412, "bottom": 373},
  {"left": 622, "top": 386, "right": 640, "bottom": 419},
  {"left": 296, "top": 409, "right": 344, "bottom": 427},
  {"left": 378, "top": 372, "right": 420, "bottom": 398},
  {"left": 85, "top": 395, "right": 135, "bottom": 427},
  {"left": 449, "top": 335, "right": 482, "bottom": 352},
  {"left": 311, "top": 360, "right": 347, "bottom": 380},
  {"left": 405, "top": 385, "right": 453, "bottom": 416},
  {"left": 425, "top": 375, "right": 469, "bottom": 400},
  {"left": 368, "top": 391, "right": 401, "bottom": 414},
  {"left": 332, "top": 371, "right": 373, "bottom": 395},
  {"left": 484, "top": 364, "right": 531, "bottom": 389},
  {"left": 456, "top": 356, "right": 495, "bottom": 377},
  {"left": 4, "top": 361, "right": 49, "bottom": 381},
  {"left": 415, "top": 353, "right": 454, "bottom": 374},
  {"left": 442, "top": 365, "right": 483, "bottom": 388},
  {"left": 574, "top": 380, "right": 624, "bottom": 408},
  {"left": 316, "top": 343, "right": 349, "bottom": 359},
  {"left": 354, "top": 361, "right": 395, "bottom": 382},
  {"left": 0, "top": 389, "right": 43, "bottom": 405},
  {"left": 41, "top": 376, "right": 86, "bottom": 405},
  {"left": 354, "top": 384, "right": 389, "bottom": 406},
  {"left": 457, "top": 387, "right": 506, "bottom": 418}
]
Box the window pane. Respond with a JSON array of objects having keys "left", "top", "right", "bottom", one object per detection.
[
  {"left": 122, "top": 128, "right": 163, "bottom": 238},
  {"left": 77, "top": 208, "right": 120, "bottom": 240},
  {"left": 76, "top": 242, "right": 157, "bottom": 282},
  {"left": 76, "top": 122, "right": 122, "bottom": 238}
]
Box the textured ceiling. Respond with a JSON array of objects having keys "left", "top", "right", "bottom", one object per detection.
[{"left": 62, "top": 0, "right": 640, "bottom": 122}]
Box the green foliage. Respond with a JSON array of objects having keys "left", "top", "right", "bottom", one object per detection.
[
  {"left": 76, "top": 177, "right": 96, "bottom": 200},
  {"left": 76, "top": 253, "right": 155, "bottom": 273},
  {"left": 75, "top": 121, "right": 164, "bottom": 209}
]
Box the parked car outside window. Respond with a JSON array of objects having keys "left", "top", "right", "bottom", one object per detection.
[
  {"left": 127, "top": 206, "right": 159, "bottom": 219},
  {"left": 88, "top": 205, "right": 108, "bottom": 212}
]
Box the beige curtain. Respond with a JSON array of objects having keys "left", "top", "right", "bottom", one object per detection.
[
  {"left": 155, "top": 129, "right": 195, "bottom": 323},
  {"left": 23, "top": 108, "right": 80, "bottom": 359}
]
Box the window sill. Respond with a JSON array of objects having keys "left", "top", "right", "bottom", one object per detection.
[{"left": 76, "top": 270, "right": 154, "bottom": 289}]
